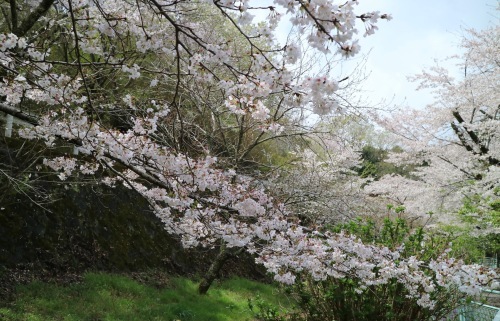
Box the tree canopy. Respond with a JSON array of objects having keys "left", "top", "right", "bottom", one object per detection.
[{"left": 0, "top": 0, "right": 497, "bottom": 310}]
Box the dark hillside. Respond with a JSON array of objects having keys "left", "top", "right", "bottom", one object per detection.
[{"left": 0, "top": 135, "right": 266, "bottom": 301}]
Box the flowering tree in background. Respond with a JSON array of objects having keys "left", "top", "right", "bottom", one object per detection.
[
  {"left": 367, "top": 24, "right": 499, "bottom": 228},
  {"left": 0, "top": 0, "right": 496, "bottom": 310},
  {"left": 271, "top": 115, "right": 394, "bottom": 225}
]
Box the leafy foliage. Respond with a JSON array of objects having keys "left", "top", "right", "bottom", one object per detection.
[
  {"left": 458, "top": 188, "right": 500, "bottom": 228},
  {"left": 358, "top": 145, "right": 416, "bottom": 179}
]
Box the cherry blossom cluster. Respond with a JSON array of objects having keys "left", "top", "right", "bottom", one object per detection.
[
  {"left": 0, "top": 33, "right": 26, "bottom": 51},
  {"left": 1, "top": 38, "right": 86, "bottom": 107},
  {"left": 257, "top": 225, "right": 496, "bottom": 309},
  {"left": 270, "top": 141, "right": 369, "bottom": 224},
  {"left": 302, "top": 76, "right": 340, "bottom": 115},
  {"left": 19, "top": 108, "right": 498, "bottom": 308},
  {"left": 1, "top": 0, "right": 392, "bottom": 125},
  {"left": 1, "top": 0, "right": 495, "bottom": 310}
]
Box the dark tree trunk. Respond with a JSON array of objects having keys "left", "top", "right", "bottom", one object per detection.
[{"left": 198, "top": 244, "right": 232, "bottom": 294}]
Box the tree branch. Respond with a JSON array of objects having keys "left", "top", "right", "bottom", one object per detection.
[
  {"left": 14, "top": 0, "right": 55, "bottom": 37},
  {"left": 0, "top": 102, "right": 38, "bottom": 126},
  {"left": 9, "top": 0, "right": 18, "bottom": 34},
  {"left": 451, "top": 110, "right": 489, "bottom": 155}
]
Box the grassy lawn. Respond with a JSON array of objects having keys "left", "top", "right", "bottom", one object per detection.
[{"left": 0, "top": 273, "right": 294, "bottom": 321}]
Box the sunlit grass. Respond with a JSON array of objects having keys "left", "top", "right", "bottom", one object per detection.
[{"left": 0, "top": 272, "right": 294, "bottom": 321}]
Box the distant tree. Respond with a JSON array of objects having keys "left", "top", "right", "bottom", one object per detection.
[
  {"left": 271, "top": 116, "right": 397, "bottom": 225},
  {"left": 357, "top": 145, "right": 417, "bottom": 179},
  {"left": 368, "top": 23, "right": 500, "bottom": 226}
]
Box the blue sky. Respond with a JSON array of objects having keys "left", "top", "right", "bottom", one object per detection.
[{"left": 349, "top": 0, "right": 499, "bottom": 109}]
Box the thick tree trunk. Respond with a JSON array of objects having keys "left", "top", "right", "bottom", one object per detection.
[
  {"left": 198, "top": 244, "right": 247, "bottom": 294},
  {"left": 198, "top": 244, "right": 231, "bottom": 295},
  {"left": 198, "top": 244, "right": 230, "bottom": 294}
]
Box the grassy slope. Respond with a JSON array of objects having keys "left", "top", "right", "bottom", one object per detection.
[{"left": 0, "top": 273, "right": 293, "bottom": 321}]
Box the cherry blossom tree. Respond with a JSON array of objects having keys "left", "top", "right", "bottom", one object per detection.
[
  {"left": 367, "top": 24, "right": 499, "bottom": 228},
  {"left": 0, "top": 0, "right": 496, "bottom": 306},
  {"left": 270, "top": 115, "right": 393, "bottom": 225}
]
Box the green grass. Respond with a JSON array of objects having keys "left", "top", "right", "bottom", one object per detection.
[{"left": 0, "top": 273, "right": 294, "bottom": 321}]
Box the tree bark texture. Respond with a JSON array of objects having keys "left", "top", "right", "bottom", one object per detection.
[{"left": 198, "top": 244, "right": 232, "bottom": 295}]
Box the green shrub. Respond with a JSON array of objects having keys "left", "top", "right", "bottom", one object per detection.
[{"left": 286, "top": 214, "right": 466, "bottom": 321}]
